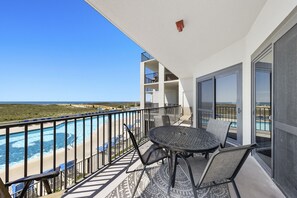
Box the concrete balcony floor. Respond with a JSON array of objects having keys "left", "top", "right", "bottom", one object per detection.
[{"left": 62, "top": 141, "right": 284, "bottom": 198}]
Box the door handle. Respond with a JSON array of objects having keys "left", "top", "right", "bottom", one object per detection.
[{"left": 237, "top": 108, "right": 241, "bottom": 114}]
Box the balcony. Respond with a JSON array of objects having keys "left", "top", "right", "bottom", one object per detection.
[
  {"left": 145, "top": 72, "right": 158, "bottom": 84},
  {"left": 61, "top": 142, "right": 283, "bottom": 198},
  {"left": 141, "top": 52, "right": 154, "bottom": 62},
  {"left": 0, "top": 106, "right": 283, "bottom": 198}
]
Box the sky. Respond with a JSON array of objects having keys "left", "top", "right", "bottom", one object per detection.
[{"left": 0, "top": 0, "right": 143, "bottom": 102}]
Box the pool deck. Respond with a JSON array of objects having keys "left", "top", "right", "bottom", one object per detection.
[{"left": 0, "top": 119, "right": 126, "bottom": 182}]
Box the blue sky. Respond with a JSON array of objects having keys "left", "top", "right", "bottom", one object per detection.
[{"left": 0, "top": 1, "right": 143, "bottom": 102}]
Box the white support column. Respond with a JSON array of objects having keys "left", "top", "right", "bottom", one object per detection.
[
  {"left": 158, "top": 63, "right": 165, "bottom": 107},
  {"left": 140, "top": 62, "right": 145, "bottom": 109}
]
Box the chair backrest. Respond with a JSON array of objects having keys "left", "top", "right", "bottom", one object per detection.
[
  {"left": 206, "top": 118, "right": 231, "bottom": 148},
  {"left": 154, "top": 115, "right": 171, "bottom": 127},
  {"left": 123, "top": 124, "right": 145, "bottom": 164},
  {"left": 198, "top": 144, "right": 256, "bottom": 187},
  {"left": 0, "top": 178, "right": 11, "bottom": 198}
]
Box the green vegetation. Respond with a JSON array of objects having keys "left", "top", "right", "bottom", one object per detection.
[
  {"left": 0, "top": 104, "right": 97, "bottom": 123},
  {"left": 0, "top": 102, "right": 140, "bottom": 123}
]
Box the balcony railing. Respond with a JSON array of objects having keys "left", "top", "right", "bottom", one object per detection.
[
  {"left": 145, "top": 72, "right": 158, "bottom": 83},
  {"left": 0, "top": 106, "right": 180, "bottom": 197},
  {"left": 199, "top": 106, "right": 271, "bottom": 132},
  {"left": 141, "top": 52, "right": 154, "bottom": 62}
]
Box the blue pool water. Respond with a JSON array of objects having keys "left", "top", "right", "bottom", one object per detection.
[
  {"left": 0, "top": 117, "right": 107, "bottom": 170},
  {"left": 230, "top": 121, "right": 271, "bottom": 131}
]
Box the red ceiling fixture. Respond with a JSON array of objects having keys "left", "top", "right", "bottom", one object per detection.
[{"left": 176, "top": 20, "right": 184, "bottom": 32}]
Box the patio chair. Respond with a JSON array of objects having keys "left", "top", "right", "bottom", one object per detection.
[
  {"left": 1, "top": 168, "right": 60, "bottom": 198},
  {"left": 204, "top": 118, "right": 231, "bottom": 158},
  {"left": 177, "top": 144, "right": 256, "bottom": 198},
  {"left": 154, "top": 115, "right": 171, "bottom": 127},
  {"left": 123, "top": 124, "right": 168, "bottom": 198}
]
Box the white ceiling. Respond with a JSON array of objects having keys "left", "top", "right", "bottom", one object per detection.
[{"left": 86, "top": 0, "right": 267, "bottom": 78}]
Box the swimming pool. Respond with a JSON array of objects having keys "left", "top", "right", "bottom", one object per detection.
[{"left": 0, "top": 117, "right": 105, "bottom": 170}]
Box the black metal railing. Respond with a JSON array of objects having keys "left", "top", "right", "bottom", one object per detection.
[
  {"left": 145, "top": 103, "right": 159, "bottom": 108},
  {"left": 0, "top": 106, "right": 180, "bottom": 197},
  {"left": 145, "top": 72, "right": 158, "bottom": 84},
  {"left": 198, "top": 106, "right": 271, "bottom": 132},
  {"left": 255, "top": 106, "right": 271, "bottom": 131},
  {"left": 141, "top": 52, "right": 154, "bottom": 62}
]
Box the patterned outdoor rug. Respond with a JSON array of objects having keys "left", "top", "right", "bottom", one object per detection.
[{"left": 106, "top": 163, "right": 230, "bottom": 198}]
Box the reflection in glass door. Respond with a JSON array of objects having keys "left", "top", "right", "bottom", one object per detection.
[
  {"left": 216, "top": 74, "right": 239, "bottom": 140},
  {"left": 197, "top": 79, "right": 214, "bottom": 129},
  {"left": 253, "top": 50, "right": 272, "bottom": 170}
]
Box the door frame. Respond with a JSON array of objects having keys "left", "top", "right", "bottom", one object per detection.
[
  {"left": 196, "top": 63, "right": 243, "bottom": 145},
  {"left": 251, "top": 45, "right": 273, "bottom": 176}
]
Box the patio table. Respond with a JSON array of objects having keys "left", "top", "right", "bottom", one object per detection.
[{"left": 148, "top": 126, "right": 220, "bottom": 197}]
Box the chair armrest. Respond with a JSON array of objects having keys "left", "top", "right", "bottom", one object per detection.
[{"left": 5, "top": 168, "right": 60, "bottom": 187}]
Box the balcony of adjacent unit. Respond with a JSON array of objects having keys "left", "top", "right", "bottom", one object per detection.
[
  {"left": 141, "top": 52, "right": 154, "bottom": 62},
  {"left": 144, "top": 59, "right": 159, "bottom": 84},
  {"left": 164, "top": 68, "right": 178, "bottom": 82},
  {"left": 144, "top": 85, "right": 159, "bottom": 109}
]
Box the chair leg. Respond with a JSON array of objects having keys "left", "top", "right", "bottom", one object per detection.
[
  {"left": 132, "top": 165, "right": 146, "bottom": 198},
  {"left": 19, "top": 181, "right": 32, "bottom": 198},
  {"left": 178, "top": 154, "right": 198, "bottom": 198},
  {"left": 43, "top": 179, "right": 52, "bottom": 194},
  {"left": 126, "top": 149, "right": 137, "bottom": 173},
  {"left": 204, "top": 152, "right": 209, "bottom": 159},
  {"left": 232, "top": 180, "right": 241, "bottom": 198}
]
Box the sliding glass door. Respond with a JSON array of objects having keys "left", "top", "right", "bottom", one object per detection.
[
  {"left": 197, "top": 64, "right": 242, "bottom": 144},
  {"left": 252, "top": 48, "right": 272, "bottom": 172},
  {"left": 197, "top": 78, "right": 214, "bottom": 129}
]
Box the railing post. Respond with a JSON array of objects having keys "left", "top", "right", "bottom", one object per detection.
[
  {"left": 74, "top": 119, "right": 77, "bottom": 184},
  {"left": 53, "top": 121, "right": 57, "bottom": 192},
  {"left": 90, "top": 116, "right": 93, "bottom": 173},
  {"left": 5, "top": 128, "right": 9, "bottom": 183},
  {"left": 64, "top": 120, "right": 68, "bottom": 190},
  {"left": 24, "top": 125, "right": 28, "bottom": 178},
  {"left": 108, "top": 114, "right": 112, "bottom": 165},
  {"left": 83, "top": 117, "right": 86, "bottom": 178},
  {"left": 148, "top": 109, "right": 151, "bottom": 131},
  {"left": 40, "top": 123, "right": 44, "bottom": 195}
]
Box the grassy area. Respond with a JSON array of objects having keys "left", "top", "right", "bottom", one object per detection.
[{"left": 0, "top": 102, "right": 139, "bottom": 123}]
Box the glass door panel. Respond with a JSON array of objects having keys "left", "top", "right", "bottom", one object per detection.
[
  {"left": 197, "top": 79, "right": 213, "bottom": 129},
  {"left": 197, "top": 64, "right": 242, "bottom": 144},
  {"left": 253, "top": 51, "right": 272, "bottom": 169},
  {"left": 216, "top": 74, "right": 238, "bottom": 140}
]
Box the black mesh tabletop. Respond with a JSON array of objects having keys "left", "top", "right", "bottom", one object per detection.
[{"left": 149, "top": 126, "right": 220, "bottom": 153}]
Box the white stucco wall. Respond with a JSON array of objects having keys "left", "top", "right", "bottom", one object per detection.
[
  {"left": 179, "top": 77, "right": 193, "bottom": 109},
  {"left": 192, "top": 1, "right": 297, "bottom": 144},
  {"left": 165, "top": 88, "right": 178, "bottom": 105}
]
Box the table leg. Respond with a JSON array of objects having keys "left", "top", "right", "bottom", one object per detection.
[
  {"left": 167, "top": 151, "right": 173, "bottom": 195},
  {"left": 171, "top": 153, "right": 178, "bottom": 188}
]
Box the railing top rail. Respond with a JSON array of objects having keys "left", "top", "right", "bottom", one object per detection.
[{"left": 0, "top": 105, "right": 180, "bottom": 128}]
